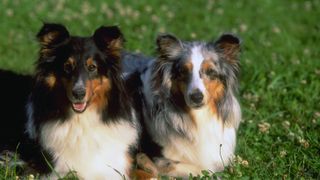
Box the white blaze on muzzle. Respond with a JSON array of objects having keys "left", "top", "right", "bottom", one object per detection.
[{"left": 185, "top": 46, "right": 207, "bottom": 107}]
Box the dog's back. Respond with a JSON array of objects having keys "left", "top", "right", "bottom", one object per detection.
[{"left": 0, "top": 69, "right": 32, "bottom": 150}]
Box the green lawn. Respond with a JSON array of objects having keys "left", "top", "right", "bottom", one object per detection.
[{"left": 0, "top": 0, "right": 319, "bottom": 179}]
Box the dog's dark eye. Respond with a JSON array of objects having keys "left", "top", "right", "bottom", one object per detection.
[
  {"left": 64, "top": 63, "right": 73, "bottom": 74},
  {"left": 88, "top": 64, "right": 97, "bottom": 72},
  {"left": 206, "top": 69, "right": 217, "bottom": 79},
  {"left": 176, "top": 67, "right": 189, "bottom": 80}
]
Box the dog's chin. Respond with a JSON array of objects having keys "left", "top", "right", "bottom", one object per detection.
[
  {"left": 188, "top": 102, "right": 205, "bottom": 109},
  {"left": 72, "top": 102, "right": 87, "bottom": 113}
]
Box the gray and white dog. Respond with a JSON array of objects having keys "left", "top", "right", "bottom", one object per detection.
[{"left": 123, "top": 33, "right": 242, "bottom": 178}]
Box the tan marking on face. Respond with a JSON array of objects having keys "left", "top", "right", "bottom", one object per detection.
[
  {"left": 86, "top": 57, "right": 94, "bottom": 66},
  {"left": 175, "top": 61, "right": 193, "bottom": 81},
  {"left": 204, "top": 79, "right": 224, "bottom": 114},
  {"left": 86, "top": 76, "right": 111, "bottom": 111},
  {"left": 67, "top": 57, "right": 76, "bottom": 65},
  {"left": 201, "top": 60, "right": 215, "bottom": 71},
  {"left": 171, "top": 77, "right": 197, "bottom": 125},
  {"left": 183, "top": 61, "right": 193, "bottom": 73},
  {"left": 171, "top": 79, "right": 188, "bottom": 107},
  {"left": 200, "top": 60, "right": 223, "bottom": 114},
  {"left": 45, "top": 73, "right": 56, "bottom": 88},
  {"left": 171, "top": 62, "right": 193, "bottom": 94},
  {"left": 63, "top": 57, "right": 76, "bottom": 74}
]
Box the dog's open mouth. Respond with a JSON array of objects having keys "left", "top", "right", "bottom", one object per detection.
[{"left": 72, "top": 102, "right": 87, "bottom": 113}]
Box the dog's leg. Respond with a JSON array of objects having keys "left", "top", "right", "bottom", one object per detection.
[{"left": 154, "top": 157, "right": 204, "bottom": 178}]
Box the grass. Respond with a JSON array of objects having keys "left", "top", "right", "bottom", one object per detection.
[{"left": 0, "top": 0, "right": 319, "bottom": 179}]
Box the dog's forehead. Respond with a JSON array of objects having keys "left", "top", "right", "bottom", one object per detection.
[
  {"left": 182, "top": 43, "right": 219, "bottom": 70},
  {"left": 190, "top": 43, "right": 218, "bottom": 61},
  {"left": 68, "top": 37, "right": 100, "bottom": 60},
  {"left": 70, "top": 37, "right": 95, "bottom": 52}
]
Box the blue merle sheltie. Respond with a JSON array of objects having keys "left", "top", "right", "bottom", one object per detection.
[
  {"left": 1, "top": 23, "right": 140, "bottom": 179},
  {"left": 124, "top": 33, "right": 242, "bottom": 177}
]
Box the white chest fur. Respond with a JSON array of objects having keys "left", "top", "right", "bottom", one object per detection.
[
  {"left": 39, "top": 110, "right": 137, "bottom": 180},
  {"left": 162, "top": 107, "right": 236, "bottom": 172}
]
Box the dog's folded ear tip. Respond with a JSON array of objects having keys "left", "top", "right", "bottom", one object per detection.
[
  {"left": 156, "top": 33, "right": 179, "bottom": 42},
  {"left": 94, "top": 25, "right": 123, "bottom": 39},
  {"left": 157, "top": 33, "right": 173, "bottom": 37},
  {"left": 37, "top": 23, "right": 68, "bottom": 33},
  {"left": 36, "top": 23, "right": 70, "bottom": 46},
  {"left": 93, "top": 25, "right": 124, "bottom": 58},
  {"left": 217, "top": 33, "right": 241, "bottom": 45},
  {"left": 156, "top": 33, "right": 182, "bottom": 55}
]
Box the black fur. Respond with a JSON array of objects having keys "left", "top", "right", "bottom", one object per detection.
[
  {"left": 0, "top": 70, "right": 51, "bottom": 174},
  {"left": 0, "top": 70, "right": 32, "bottom": 150},
  {"left": 125, "top": 71, "right": 163, "bottom": 158}
]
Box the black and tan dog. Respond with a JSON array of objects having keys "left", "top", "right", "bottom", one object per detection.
[{"left": 1, "top": 23, "right": 141, "bottom": 179}]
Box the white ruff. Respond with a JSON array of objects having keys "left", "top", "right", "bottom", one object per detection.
[
  {"left": 161, "top": 106, "right": 236, "bottom": 176},
  {"left": 39, "top": 109, "right": 138, "bottom": 180}
]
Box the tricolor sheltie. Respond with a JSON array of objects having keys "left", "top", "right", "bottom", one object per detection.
[
  {"left": 22, "top": 23, "right": 140, "bottom": 179},
  {"left": 125, "top": 33, "right": 242, "bottom": 177}
]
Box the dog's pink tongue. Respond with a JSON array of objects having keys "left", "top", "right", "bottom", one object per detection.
[{"left": 73, "top": 102, "right": 87, "bottom": 112}]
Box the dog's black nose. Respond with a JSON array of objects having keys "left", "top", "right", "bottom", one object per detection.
[
  {"left": 72, "top": 88, "right": 86, "bottom": 100},
  {"left": 189, "top": 91, "right": 204, "bottom": 104}
]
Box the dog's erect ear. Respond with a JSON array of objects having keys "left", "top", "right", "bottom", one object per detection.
[
  {"left": 156, "top": 34, "right": 183, "bottom": 58},
  {"left": 37, "top": 23, "right": 70, "bottom": 48},
  {"left": 153, "top": 34, "right": 182, "bottom": 100},
  {"left": 214, "top": 34, "right": 241, "bottom": 64},
  {"left": 93, "top": 26, "right": 124, "bottom": 58}
]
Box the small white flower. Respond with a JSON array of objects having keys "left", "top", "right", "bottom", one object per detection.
[
  {"left": 190, "top": 32, "right": 197, "bottom": 39},
  {"left": 241, "top": 160, "right": 249, "bottom": 167},
  {"left": 28, "top": 174, "right": 35, "bottom": 180},
  {"left": 239, "top": 24, "right": 248, "bottom": 32},
  {"left": 6, "top": 9, "right": 14, "bottom": 17},
  {"left": 300, "top": 80, "right": 307, "bottom": 84},
  {"left": 303, "top": 48, "right": 311, "bottom": 55},
  {"left": 304, "top": 1, "right": 312, "bottom": 11},
  {"left": 280, "top": 150, "right": 287, "bottom": 157},
  {"left": 216, "top": 8, "right": 224, "bottom": 15},
  {"left": 145, "top": 5, "right": 152, "bottom": 13},
  {"left": 167, "top": 12, "right": 175, "bottom": 19},
  {"left": 258, "top": 122, "right": 271, "bottom": 133},
  {"left": 151, "top": 15, "right": 159, "bottom": 23},
  {"left": 298, "top": 138, "right": 310, "bottom": 148},
  {"left": 282, "top": 121, "right": 290, "bottom": 129},
  {"left": 159, "top": 27, "right": 166, "bottom": 33},
  {"left": 272, "top": 26, "right": 281, "bottom": 34}
]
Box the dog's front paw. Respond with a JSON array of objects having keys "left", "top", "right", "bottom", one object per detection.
[
  {"left": 136, "top": 153, "right": 159, "bottom": 177},
  {"left": 153, "top": 157, "right": 177, "bottom": 174}
]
